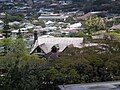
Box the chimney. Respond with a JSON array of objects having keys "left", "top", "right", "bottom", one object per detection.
[{"left": 34, "top": 31, "right": 37, "bottom": 43}]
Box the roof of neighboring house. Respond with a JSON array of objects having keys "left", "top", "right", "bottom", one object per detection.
[
  {"left": 38, "top": 15, "right": 69, "bottom": 20},
  {"left": 58, "top": 81, "right": 120, "bottom": 90},
  {"left": 45, "top": 20, "right": 55, "bottom": 25},
  {"left": 43, "top": 26, "right": 57, "bottom": 31},
  {"left": 80, "top": 12, "right": 94, "bottom": 20},
  {"left": 110, "top": 24, "right": 120, "bottom": 30},
  {"left": 11, "top": 30, "right": 28, "bottom": 33},
  {"left": 0, "top": 20, "right": 3, "bottom": 24},
  {"left": 69, "top": 22, "right": 82, "bottom": 29},
  {"left": 61, "top": 28, "right": 79, "bottom": 33},
  {"left": 77, "top": 12, "right": 102, "bottom": 20},
  {"left": 30, "top": 36, "right": 83, "bottom": 54}
]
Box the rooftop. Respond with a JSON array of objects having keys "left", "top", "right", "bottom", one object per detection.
[
  {"left": 58, "top": 81, "right": 120, "bottom": 90},
  {"left": 30, "top": 36, "right": 83, "bottom": 54}
]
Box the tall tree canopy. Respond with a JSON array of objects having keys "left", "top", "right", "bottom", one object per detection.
[{"left": 85, "top": 16, "right": 106, "bottom": 35}]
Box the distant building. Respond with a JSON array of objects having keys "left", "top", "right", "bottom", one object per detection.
[
  {"left": 69, "top": 22, "right": 82, "bottom": 29},
  {"left": 11, "top": 29, "right": 28, "bottom": 38},
  {"left": 38, "top": 14, "right": 70, "bottom": 21},
  {"left": 0, "top": 0, "right": 13, "bottom": 2},
  {"left": 76, "top": 11, "right": 106, "bottom": 20}
]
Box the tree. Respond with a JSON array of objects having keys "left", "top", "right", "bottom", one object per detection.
[
  {"left": 0, "top": 38, "right": 12, "bottom": 55},
  {"left": 0, "top": 56, "right": 46, "bottom": 90},
  {"left": 37, "top": 20, "right": 45, "bottom": 28},
  {"left": 114, "top": 18, "right": 120, "bottom": 25},
  {"left": 7, "top": 14, "right": 24, "bottom": 22},
  {"left": 65, "top": 16, "right": 76, "bottom": 24},
  {"left": 2, "top": 12, "right": 11, "bottom": 55},
  {"left": 74, "top": 31, "right": 85, "bottom": 37},
  {"left": 3, "top": 12, "right": 11, "bottom": 38},
  {"left": 85, "top": 16, "right": 106, "bottom": 35},
  {"left": 0, "top": 37, "right": 47, "bottom": 89},
  {"left": 10, "top": 38, "right": 27, "bottom": 58}
]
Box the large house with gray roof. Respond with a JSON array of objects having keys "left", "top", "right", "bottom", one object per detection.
[{"left": 30, "top": 35, "right": 83, "bottom": 57}]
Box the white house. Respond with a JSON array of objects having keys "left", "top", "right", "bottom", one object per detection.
[
  {"left": 69, "top": 22, "right": 82, "bottom": 29},
  {"left": 0, "top": 20, "right": 3, "bottom": 30},
  {"left": 0, "top": 20, "right": 3, "bottom": 24},
  {"left": 11, "top": 29, "right": 28, "bottom": 37},
  {"left": 9, "top": 21, "right": 20, "bottom": 26},
  {"left": 45, "top": 20, "right": 55, "bottom": 26},
  {"left": 38, "top": 14, "right": 69, "bottom": 21}
]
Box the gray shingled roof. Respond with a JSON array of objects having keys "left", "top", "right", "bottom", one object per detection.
[{"left": 30, "top": 36, "right": 83, "bottom": 54}]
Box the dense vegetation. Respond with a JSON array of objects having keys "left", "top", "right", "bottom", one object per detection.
[{"left": 1, "top": 32, "right": 120, "bottom": 89}]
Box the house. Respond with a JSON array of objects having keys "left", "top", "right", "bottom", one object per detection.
[
  {"left": 69, "top": 22, "right": 82, "bottom": 30},
  {"left": 110, "top": 24, "right": 120, "bottom": 30},
  {"left": 9, "top": 21, "right": 20, "bottom": 26},
  {"left": 38, "top": 14, "right": 69, "bottom": 21},
  {"left": 0, "top": 20, "right": 3, "bottom": 24},
  {"left": 43, "top": 26, "right": 57, "bottom": 32},
  {"left": 0, "top": 20, "right": 3, "bottom": 30},
  {"left": 61, "top": 28, "right": 78, "bottom": 36},
  {"left": 11, "top": 29, "right": 28, "bottom": 38},
  {"left": 30, "top": 36, "right": 83, "bottom": 56},
  {"left": 45, "top": 20, "right": 55, "bottom": 26},
  {"left": 0, "top": 0, "right": 13, "bottom": 2},
  {"left": 76, "top": 11, "right": 106, "bottom": 21},
  {"left": 0, "top": 13, "right": 5, "bottom": 19}
]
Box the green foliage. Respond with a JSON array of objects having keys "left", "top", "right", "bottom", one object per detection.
[
  {"left": 28, "top": 29, "right": 33, "bottom": 33},
  {"left": 75, "top": 31, "right": 85, "bottom": 37},
  {"left": 3, "top": 12, "right": 9, "bottom": 30},
  {"left": 0, "top": 38, "right": 12, "bottom": 47},
  {"left": 0, "top": 58, "right": 47, "bottom": 90},
  {"left": 7, "top": 38, "right": 27, "bottom": 58},
  {"left": 0, "top": 38, "right": 48, "bottom": 89},
  {"left": 85, "top": 16, "right": 106, "bottom": 34},
  {"left": 7, "top": 14, "right": 24, "bottom": 22},
  {"left": 10, "top": 24, "right": 20, "bottom": 29},
  {"left": 65, "top": 16, "right": 76, "bottom": 24},
  {"left": 108, "top": 32, "right": 120, "bottom": 41},
  {"left": 115, "top": 18, "right": 120, "bottom": 25},
  {"left": 14, "top": 3, "right": 24, "bottom": 7},
  {"left": 3, "top": 12, "right": 11, "bottom": 38},
  {"left": 34, "top": 20, "right": 46, "bottom": 28},
  {"left": 0, "top": 38, "right": 13, "bottom": 54},
  {"left": 106, "top": 20, "right": 114, "bottom": 28}
]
